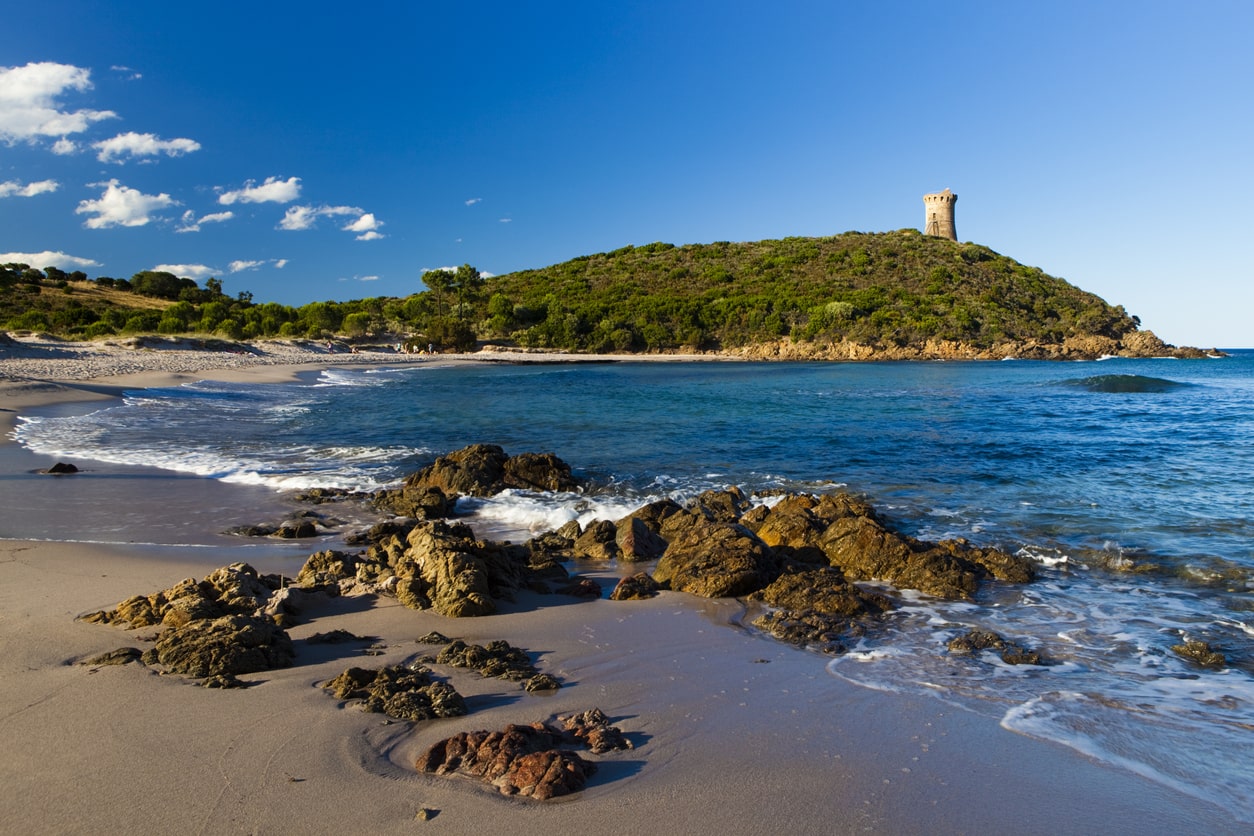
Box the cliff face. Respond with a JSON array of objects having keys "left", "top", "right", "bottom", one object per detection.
[{"left": 729, "top": 330, "right": 1218, "bottom": 362}]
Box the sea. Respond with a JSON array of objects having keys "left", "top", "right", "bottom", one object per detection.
[{"left": 9, "top": 352, "right": 1254, "bottom": 818}]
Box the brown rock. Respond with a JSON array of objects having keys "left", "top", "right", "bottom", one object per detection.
[
  {"left": 610, "top": 572, "right": 661, "bottom": 600},
  {"left": 324, "top": 664, "right": 467, "bottom": 721},
  {"left": 615, "top": 516, "right": 667, "bottom": 561},
  {"left": 150, "top": 614, "right": 294, "bottom": 677},
  {"left": 573, "top": 518, "right": 619, "bottom": 561},
  {"left": 654, "top": 521, "right": 779, "bottom": 598}
]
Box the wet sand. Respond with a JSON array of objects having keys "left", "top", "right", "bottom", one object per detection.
[{"left": 0, "top": 340, "right": 1241, "bottom": 834}]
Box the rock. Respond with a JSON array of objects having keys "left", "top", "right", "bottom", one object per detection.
[
  {"left": 621, "top": 498, "right": 684, "bottom": 532},
  {"left": 150, "top": 614, "right": 295, "bottom": 677},
  {"left": 502, "top": 452, "right": 581, "bottom": 493},
  {"left": 308, "top": 629, "right": 372, "bottom": 645},
  {"left": 555, "top": 520, "right": 582, "bottom": 540},
  {"left": 417, "top": 709, "right": 631, "bottom": 800},
  {"left": 393, "top": 520, "right": 535, "bottom": 617},
  {"left": 1171, "top": 639, "right": 1226, "bottom": 669},
  {"left": 296, "top": 549, "right": 359, "bottom": 588},
  {"left": 524, "top": 673, "right": 562, "bottom": 692},
  {"left": 202, "top": 673, "right": 250, "bottom": 689},
  {"left": 324, "top": 665, "right": 468, "bottom": 721},
  {"left": 653, "top": 520, "right": 779, "bottom": 598},
  {"left": 262, "top": 585, "right": 333, "bottom": 621},
  {"left": 615, "top": 516, "right": 668, "bottom": 561},
  {"left": 274, "top": 518, "right": 319, "bottom": 539},
  {"left": 80, "top": 647, "right": 143, "bottom": 666},
  {"left": 436, "top": 639, "right": 548, "bottom": 683},
  {"left": 572, "top": 518, "right": 619, "bottom": 561},
  {"left": 403, "top": 444, "right": 581, "bottom": 497},
  {"left": 555, "top": 578, "right": 602, "bottom": 598},
  {"left": 947, "top": 629, "right": 1045, "bottom": 665},
  {"left": 418, "top": 724, "right": 593, "bottom": 800},
  {"left": 372, "top": 484, "right": 454, "bottom": 519},
  {"left": 80, "top": 562, "right": 277, "bottom": 629},
  {"left": 752, "top": 609, "right": 860, "bottom": 654},
  {"left": 750, "top": 567, "right": 894, "bottom": 617},
  {"left": 417, "top": 631, "right": 454, "bottom": 645},
  {"left": 688, "top": 487, "right": 750, "bottom": 523},
  {"left": 559, "top": 708, "right": 633, "bottom": 753},
  {"left": 43, "top": 462, "right": 79, "bottom": 475},
  {"left": 610, "top": 572, "right": 661, "bottom": 601},
  {"left": 744, "top": 493, "right": 833, "bottom": 565}
]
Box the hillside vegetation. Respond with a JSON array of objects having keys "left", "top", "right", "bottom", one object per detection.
[
  {"left": 483, "top": 230, "right": 1139, "bottom": 352},
  {"left": 3, "top": 231, "right": 1177, "bottom": 358}
]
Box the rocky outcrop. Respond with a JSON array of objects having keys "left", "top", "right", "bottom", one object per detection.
[
  {"left": 653, "top": 519, "right": 779, "bottom": 598},
  {"left": 744, "top": 492, "right": 1034, "bottom": 600},
  {"left": 144, "top": 613, "right": 294, "bottom": 677},
  {"left": 729, "top": 331, "right": 1220, "bottom": 362},
  {"left": 403, "top": 444, "right": 581, "bottom": 497},
  {"left": 417, "top": 709, "right": 632, "bottom": 801},
  {"left": 324, "top": 665, "right": 467, "bottom": 721},
  {"left": 80, "top": 562, "right": 282, "bottom": 629}
]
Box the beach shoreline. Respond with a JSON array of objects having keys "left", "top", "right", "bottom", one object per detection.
[{"left": 0, "top": 339, "right": 1241, "bottom": 834}]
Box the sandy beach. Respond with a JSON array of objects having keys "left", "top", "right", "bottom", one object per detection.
[{"left": 0, "top": 337, "right": 1241, "bottom": 834}]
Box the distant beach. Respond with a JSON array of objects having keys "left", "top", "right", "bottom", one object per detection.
[{"left": 0, "top": 336, "right": 1243, "bottom": 834}]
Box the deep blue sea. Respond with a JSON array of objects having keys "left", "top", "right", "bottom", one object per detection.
[{"left": 12, "top": 353, "right": 1254, "bottom": 817}]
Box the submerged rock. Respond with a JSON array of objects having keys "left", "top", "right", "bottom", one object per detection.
[
  {"left": 1171, "top": 639, "right": 1227, "bottom": 669},
  {"left": 947, "top": 629, "right": 1046, "bottom": 665}
]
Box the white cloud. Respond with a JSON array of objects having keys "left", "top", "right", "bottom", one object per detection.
[
  {"left": 219, "top": 175, "right": 301, "bottom": 205},
  {"left": 0, "top": 250, "right": 101, "bottom": 269},
  {"left": 358, "top": 275, "right": 380, "bottom": 282},
  {"left": 274, "top": 258, "right": 288, "bottom": 269},
  {"left": 228, "top": 259, "right": 264, "bottom": 273},
  {"left": 110, "top": 65, "right": 143, "bottom": 81},
  {"left": 51, "top": 138, "right": 76, "bottom": 154},
  {"left": 76, "top": 179, "right": 178, "bottom": 229},
  {"left": 342, "top": 212, "right": 385, "bottom": 241},
  {"left": 278, "top": 203, "right": 361, "bottom": 231},
  {"left": 175, "top": 209, "right": 234, "bottom": 233},
  {"left": 499, "top": 217, "right": 512, "bottom": 223},
  {"left": 94, "top": 131, "right": 201, "bottom": 163},
  {"left": 343, "top": 212, "right": 380, "bottom": 233},
  {"left": 151, "top": 263, "right": 216, "bottom": 279},
  {"left": 0, "top": 178, "right": 59, "bottom": 198},
  {"left": 465, "top": 197, "right": 482, "bottom": 206},
  {"left": 0, "top": 62, "right": 118, "bottom": 143}
]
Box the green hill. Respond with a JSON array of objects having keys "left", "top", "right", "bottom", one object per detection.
[
  {"left": 482, "top": 230, "right": 1140, "bottom": 352},
  {"left": 3, "top": 232, "right": 1207, "bottom": 359}
]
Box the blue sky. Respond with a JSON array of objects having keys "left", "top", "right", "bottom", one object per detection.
[{"left": 2, "top": 1, "right": 1250, "bottom": 347}]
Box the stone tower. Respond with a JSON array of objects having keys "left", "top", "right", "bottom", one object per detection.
[{"left": 922, "top": 189, "right": 957, "bottom": 240}]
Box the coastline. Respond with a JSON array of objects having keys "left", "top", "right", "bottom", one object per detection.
[{"left": 0, "top": 340, "right": 1241, "bottom": 833}]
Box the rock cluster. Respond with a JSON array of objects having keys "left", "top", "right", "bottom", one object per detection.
[
  {"left": 417, "top": 708, "right": 632, "bottom": 800},
  {"left": 433, "top": 639, "right": 561, "bottom": 692},
  {"left": 323, "top": 665, "right": 468, "bottom": 721},
  {"left": 79, "top": 563, "right": 298, "bottom": 678}
]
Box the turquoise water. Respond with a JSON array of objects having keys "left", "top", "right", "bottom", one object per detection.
[{"left": 12, "top": 353, "right": 1254, "bottom": 817}]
